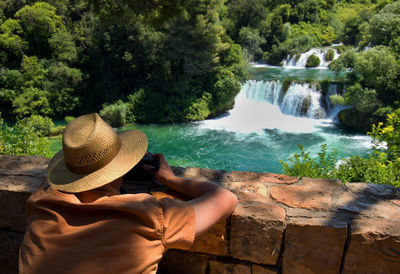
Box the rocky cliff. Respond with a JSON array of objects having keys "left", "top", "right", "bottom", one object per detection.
[{"left": 1, "top": 155, "right": 399, "bottom": 274}]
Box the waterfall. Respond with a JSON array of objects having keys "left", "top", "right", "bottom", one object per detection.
[
  {"left": 240, "top": 80, "right": 331, "bottom": 119},
  {"left": 283, "top": 47, "right": 340, "bottom": 69}
]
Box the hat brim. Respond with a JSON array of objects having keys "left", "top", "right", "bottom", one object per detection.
[{"left": 47, "top": 130, "right": 148, "bottom": 193}]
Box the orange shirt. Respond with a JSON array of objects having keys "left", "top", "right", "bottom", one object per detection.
[{"left": 19, "top": 186, "right": 195, "bottom": 274}]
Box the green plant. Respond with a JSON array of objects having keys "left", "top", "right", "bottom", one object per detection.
[
  {"left": 49, "top": 125, "right": 65, "bottom": 136},
  {"left": 99, "top": 100, "right": 128, "bottom": 128},
  {"left": 282, "top": 79, "right": 292, "bottom": 93},
  {"left": 325, "top": 49, "right": 335, "bottom": 61},
  {"left": 64, "top": 116, "right": 75, "bottom": 124},
  {"left": 17, "top": 115, "right": 54, "bottom": 136},
  {"left": 305, "top": 54, "right": 321, "bottom": 67},
  {"left": 0, "top": 118, "right": 50, "bottom": 157},
  {"left": 280, "top": 144, "right": 338, "bottom": 179}
]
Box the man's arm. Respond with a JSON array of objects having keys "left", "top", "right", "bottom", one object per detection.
[{"left": 145, "top": 154, "right": 238, "bottom": 236}]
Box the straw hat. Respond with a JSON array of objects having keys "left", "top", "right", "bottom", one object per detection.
[{"left": 47, "top": 113, "right": 148, "bottom": 193}]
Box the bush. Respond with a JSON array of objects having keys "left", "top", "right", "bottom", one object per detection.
[
  {"left": 17, "top": 115, "right": 54, "bottom": 136},
  {"left": 305, "top": 54, "right": 321, "bottom": 67},
  {"left": 65, "top": 116, "right": 75, "bottom": 124},
  {"left": 0, "top": 118, "right": 50, "bottom": 157},
  {"left": 280, "top": 144, "right": 338, "bottom": 179},
  {"left": 99, "top": 100, "right": 128, "bottom": 128},
  {"left": 49, "top": 125, "right": 65, "bottom": 136},
  {"left": 325, "top": 49, "right": 335, "bottom": 61}
]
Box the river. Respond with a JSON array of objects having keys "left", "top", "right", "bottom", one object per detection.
[{"left": 49, "top": 65, "right": 372, "bottom": 174}]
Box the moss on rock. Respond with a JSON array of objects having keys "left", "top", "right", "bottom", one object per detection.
[
  {"left": 325, "top": 49, "right": 335, "bottom": 61},
  {"left": 305, "top": 54, "right": 320, "bottom": 67}
]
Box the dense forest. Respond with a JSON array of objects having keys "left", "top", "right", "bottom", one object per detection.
[
  {"left": 0, "top": 0, "right": 399, "bottom": 128},
  {"left": 1, "top": 0, "right": 400, "bottom": 186}
]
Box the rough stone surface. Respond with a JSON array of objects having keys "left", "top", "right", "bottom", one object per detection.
[
  {"left": 209, "top": 260, "right": 251, "bottom": 274},
  {"left": 230, "top": 202, "right": 286, "bottom": 264},
  {"left": 342, "top": 219, "right": 400, "bottom": 274},
  {"left": 0, "top": 156, "right": 47, "bottom": 192},
  {"left": 227, "top": 171, "right": 298, "bottom": 185},
  {"left": 0, "top": 156, "right": 48, "bottom": 232},
  {"left": 0, "top": 230, "right": 24, "bottom": 274},
  {"left": 157, "top": 250, "right": 208, "bottom": 274},
  {"left": 179, "top": 167, "right": 228, "bottom": 184},
  {"left": 282, "top": 218, "right": 347, "bottom": 274},
  {"left": 190, "top": 219, "right": 228, "bottom": 256},
  {"left": 252, "top": 264, "right": 279, "bottom": 274},
  {"left": 270, "top": 178, "right": 343, "bottom": 211},
  {"left": 334, "top": 182, "right": 400, "bottom": 220},
  {"left": 227, "top": 182, "right": 272, "bottom": 204}
]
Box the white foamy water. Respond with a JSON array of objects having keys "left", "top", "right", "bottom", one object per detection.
[
  {"left": 283, "top": 47, "right": 340, "bottom": 69},
  {"left": 201, "top": 78, "right": 372, "bottom": 151}
]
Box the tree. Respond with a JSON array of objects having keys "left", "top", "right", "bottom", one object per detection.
[
  {"left": 15, "top": 2, "right": 64, "bottom": 58},
  {"left": 368, "top": 2, "right": 400, "bottom": 46}
]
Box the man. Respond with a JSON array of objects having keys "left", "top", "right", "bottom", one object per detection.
[{"left": 19, "top": 113, "right": 238, "bottom": 274}]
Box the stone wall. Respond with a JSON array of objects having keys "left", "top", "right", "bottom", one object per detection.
[{"left": 1, "top": 155, "right": 400, "bottom": 274}]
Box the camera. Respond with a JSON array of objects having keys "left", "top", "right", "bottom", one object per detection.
[{"left": 123, "top": 152, "right": 160, "bottom": 183}]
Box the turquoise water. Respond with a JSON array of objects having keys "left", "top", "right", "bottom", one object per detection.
[{"left": 49, "top": 66, "right": 372, "bottom": 173}]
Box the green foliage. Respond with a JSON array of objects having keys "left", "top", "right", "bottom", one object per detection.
[
  {"left": 282, "top": 79, "right": 292, "bottom": 93},
  {"left": 15, "top": 2, "right": 63, "bottom": 58},
  {"left": 280, "top": 144, "right": 339, "bottom": 179},
  {"left": 369, "top": 109, "right": 400, "bottom": 160},
  {"left": 0, "top": 118, "right": 51, "bottom": 157},
  {"left": 325, "top": 49, "right": 334, "bottom": 61},
  {"left": 305, "top": 54, "right": 320, "bottom": 67},
  {"left": 281, "top": 110, "right": 400, "bottom": 187},
  {"left": 17, "top": 114, "right": 54, "bottom": 136},
  {"left": 99, "top": 100, "right": 128, "bottom": 128},
  {"left": 64, "top": 116, "right": 75, "bottom": 124},
  {"left": 238, "top": 27, "right": 265, "bottom": 60},
  {"left": 368, "top": 2, "right": 400, "bottom": 47},
  {"left": 13, "top": 87, "right": 52, "bottom": 117}
]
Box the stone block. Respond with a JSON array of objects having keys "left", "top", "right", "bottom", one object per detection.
[
  {"left": 180, "top": 167, "right": 228, "bottom": 184},
  {"left": 0, "top": 155, "right": 48, "bottom": 178},
  {"left": 227, "top": 182, "right": 272, "bottom": 204},
  {"left": 209, "top": 260, "right": 251, "bottom": 274},
  {"left": 0, "top": 230, "right": 24, "bottom": 274},
  {"left": 334, "top": 182, "right": 400, "bottom": 220},
  {"left": 230, "top": 202, "right": 286, "bottom": 264},
  {"left": 158, "top": 250, "right": 208, "bottom": 274},
  {"left": 191, "top": 219, "right": 228, "bottom": 256},
  {"left": 270, "top": 177, "right": 343, "bottom": 211},
  {"left": 227, "top": 171, "right": 298, "bottom": 185},
  {"left": 0, "top": 190, "right": 31, "bottom": 232},
  {"left": 342, "top": 219, "right": 400, "bottom": 274},
  {"left": 252, "top": 264, "right": 278, "bottom": 274},
  {"left": 282, "top": 218, "right": 347, "bottom": 274}
]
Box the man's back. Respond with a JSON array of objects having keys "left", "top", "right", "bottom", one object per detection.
[{"left": 19, "top": 186, "right": 195, "bottom": 274}]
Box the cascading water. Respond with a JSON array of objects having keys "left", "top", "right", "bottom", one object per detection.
[
  {"left": 283, "top": 47, "right": 340, "bottom": 69},
  {"left": 240, "top": 80, "right": 329, "bottom": 119}
]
